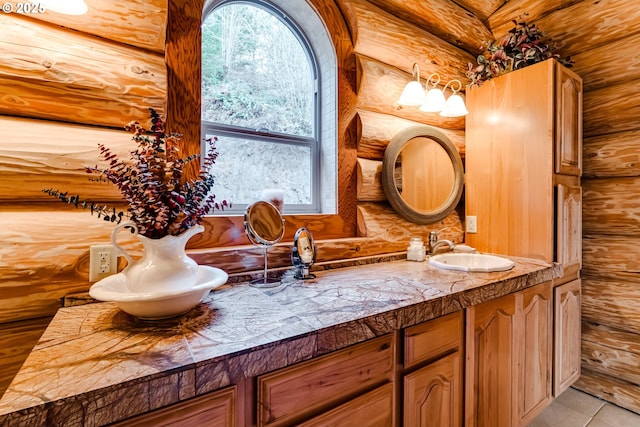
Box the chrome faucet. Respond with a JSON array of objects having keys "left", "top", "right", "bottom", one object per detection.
[{"left": 428, "top": 229, "right": 454, "bottom": 255}]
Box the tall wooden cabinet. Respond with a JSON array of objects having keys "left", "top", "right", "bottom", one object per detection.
[
  {"left": 465, "top": 58, "right": 583, "bottom": 414},
  {"left": 465, "top": 58, "right": 582, "bottom": 279}
]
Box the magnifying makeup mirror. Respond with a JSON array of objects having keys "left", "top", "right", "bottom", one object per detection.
[
  {"left": 244, "top": 201, "right": 285, "bottom": 287},
  {"left": 292, "top": 227, "right": 316, "bottom": 279}
]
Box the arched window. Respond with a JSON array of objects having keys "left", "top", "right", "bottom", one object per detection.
[{"left": 201, "top": 0, "right": 336, "bottom": 214}]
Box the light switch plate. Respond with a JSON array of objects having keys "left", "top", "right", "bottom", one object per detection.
[{"left": 467, "top": 216, "right": 478, "bottom": 233}]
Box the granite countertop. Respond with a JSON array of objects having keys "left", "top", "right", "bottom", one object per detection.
[{"left": 0, "top": 256, "right": 558, "bottom": 426}]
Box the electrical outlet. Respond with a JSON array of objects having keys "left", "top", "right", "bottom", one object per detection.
[
  {"left": 467, "top": 216, "right": 478, "bottom": 233},
  {"left": 89, "top": 244, "right": 117, "bottom": 282}
]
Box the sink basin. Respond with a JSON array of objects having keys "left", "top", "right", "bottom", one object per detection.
[
  {"left": 429, "top": 253, "right": 515, "bottom": 272},
  {"left": 89, "top": 265, "right": 228, "bottom": 320}
]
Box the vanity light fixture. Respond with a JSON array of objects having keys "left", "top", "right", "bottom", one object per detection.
[
  {"left": 419, "top": 73, "right": 447, "bottom": 113},
  {"left": 30, "top": 0, "right": 88, "bottom": 15},
  {"left": 397, "top": 63, "right": 426, "bottom": 106},
  {"left": 398, "top": 63, "right": 468, "bottom": 117}
]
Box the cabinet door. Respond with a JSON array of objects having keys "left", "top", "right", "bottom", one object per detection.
[
  {"left": 517, "top": 282, "right": 553, "bottom": 426},
  {"left": 404, "top": 352, "right": 462, "bottom": 427},
  {"left": 299, "top": 383, "right": 393, "bottom": 427},
  {"left": 556, "top": 183, "right": 582, "bottom": 276},
  {"left": 555, "top": 62, "right": 583, "bottom": 176},
  {"left": 465, "top": 293, "right": 518, "bottom": 427},
  {"left": 554, "top": 279, "right": 582, "bottom": 396},
  {"left": 110, "top": 386, "right": 236, "bottom": 427}
]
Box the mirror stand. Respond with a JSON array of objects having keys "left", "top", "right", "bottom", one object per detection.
[
  {"left": 252, "top": 245, "right": 281, "bottom": 288},
  {"left": 244, "top": 201, "right": 286, "bottom": 289}
]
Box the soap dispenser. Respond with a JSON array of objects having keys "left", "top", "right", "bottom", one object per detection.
[{"left": 406, "top": 237, "right": 426, "bottom": 261}]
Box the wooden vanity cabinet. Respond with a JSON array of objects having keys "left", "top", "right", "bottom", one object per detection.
[
  {"left": 256, "top": 334, "right": 394, "bottom": 427},
  {"left": 402, "top": 311, "right": 463, "bottom": 427},
  {"left": 465, "top": 281, "right": 553, "bottom": 427}
]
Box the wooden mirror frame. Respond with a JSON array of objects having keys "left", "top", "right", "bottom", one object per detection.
[{"left": 381, "top": 125, "right": 464, "bottom": 225}]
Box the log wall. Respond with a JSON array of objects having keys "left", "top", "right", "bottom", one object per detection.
[
  {"left": 487, "top": 0, "right": 640, "bottom": 413},
  {"left": 0, "top": 0, "right": 467, "bottom": 396}
]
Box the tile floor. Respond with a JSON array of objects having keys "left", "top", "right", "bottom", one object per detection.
[{"left": 527, "top": 387, "right": 640, "bottom": 427}]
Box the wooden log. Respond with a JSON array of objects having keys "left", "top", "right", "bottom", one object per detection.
[
  {"left": 171, "top": 202, "right": 463, "bottom": 283},
  {"left": 357, "top": 158, "right": 385, "bottom": 202},
  {"left": 26, "top": 0, "right": 167, "bottom": 53},
  {"left": 342, "top": 0, "right": 474, "bottom": 84},
  {"left": 0, "top": 14, "right": 166, "bottom": 128},
  {"left": 0, "top": 317, "right": 52, "bottom": 396},
  {"left": 487, "top": 0, "right": 580, "bottom": 39},
  {"left": 450, "top": 0, "right": 504, "bottom": 22},
  {"left": 582, "top": 234, "right": 640, "bottom": 278},
  {"left": 357, "top": 201, "right": 464, "bottom": 248},
  {"left": 364, "top": 0, "right": 492, "bottom": 54},
  {"left": 582, "top": 322, "right": 640, "bottom": 385},
  {"left": 574, "top": 368, "right": 640, "bottom": 414},
  {"left": 572, "top": 31, "right": 640, "bottom": 91},
  {"left": 522, "top": 0, "right": 640, "bottom": 58},
  {"left": 584, "top": 79, "right": 640, "bottom": 137},
  {"left": 0, "top": 116, "right": 132, "bottom": 201},
  {"left": 582, "top": 178, "right": 640, "bottom": 235},
  {"left": 581, "top": 275, "right": 640, "bottom": 335},
  {"left": 166, "top": 0, "right": 205, "bottom": 178},
  {"left": 356, "top": 56, "right": 465, "bottom": 130},
  {"left": 356, "top": 109, "right": 465, "bottom": 160},
  {"left": 582, "top": 322, "right": 640, "bottom": 356},
  {"left": 0, "top": 207, "right": 136, "bottom": 323},
  {"left": 309, "top": 0, "right": 354, "bottom": 71},
  {"left": 584, "top": 130, "right": 640, "bottom": 178}
]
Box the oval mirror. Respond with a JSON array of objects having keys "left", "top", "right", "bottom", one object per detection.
[
  {"left": 382, "top": 126, "right": 464, "bottom": 224},
  {"left": 244, "top": 201, "right": 285, "bottom": 246}
]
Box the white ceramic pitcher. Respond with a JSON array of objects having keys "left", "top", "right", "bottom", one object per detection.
[{"left": 111, "top": 221, "right": 204, "bottom": 293}]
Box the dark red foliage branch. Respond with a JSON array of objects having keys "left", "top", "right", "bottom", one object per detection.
[
  {"left": 43, "top": 109, "right": 229, "bottom": 239},
  {"left": 466, "top": 15, "right": 573, "bottom": 86}
]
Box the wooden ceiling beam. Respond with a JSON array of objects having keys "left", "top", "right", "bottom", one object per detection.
[
  {"left": 365, "top": 0, "right": 493, "bottom": 54},
  {"left": 487, "top": 0, "right": 580, "bottom": 39},
  {"left": 451, "top": 0, "right": 505, "bottom": 22},
  {"left": 339, "top": 0, "right": 474, "bottom": 85}
]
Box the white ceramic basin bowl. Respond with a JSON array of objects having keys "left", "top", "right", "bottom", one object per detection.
[
  {"left": 429, "top": 253, "right": 515, "bottom": 272},
  {"left": 89, "top": 265, "right": 228, "bottom": 320}
]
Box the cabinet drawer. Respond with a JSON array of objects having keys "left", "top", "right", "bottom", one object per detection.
[
  {"left": 257, "top": 334, "right": 394, "bottom": 427},
  {"left": 298, "top": 383, "right": 393, "bottom": 427},
  {"left": 111, "top": 385, "right": 236, "bottom": 427},
  {"left": 404, "top": 311, "right": 462, "bottom": 369}
]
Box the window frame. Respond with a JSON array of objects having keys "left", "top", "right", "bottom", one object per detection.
[
  {"left": 201, "top": 0, "right": 322, "bottom": 214},
  {"left": 165, "top": 0, "right": 357, "bottom": 250}
]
